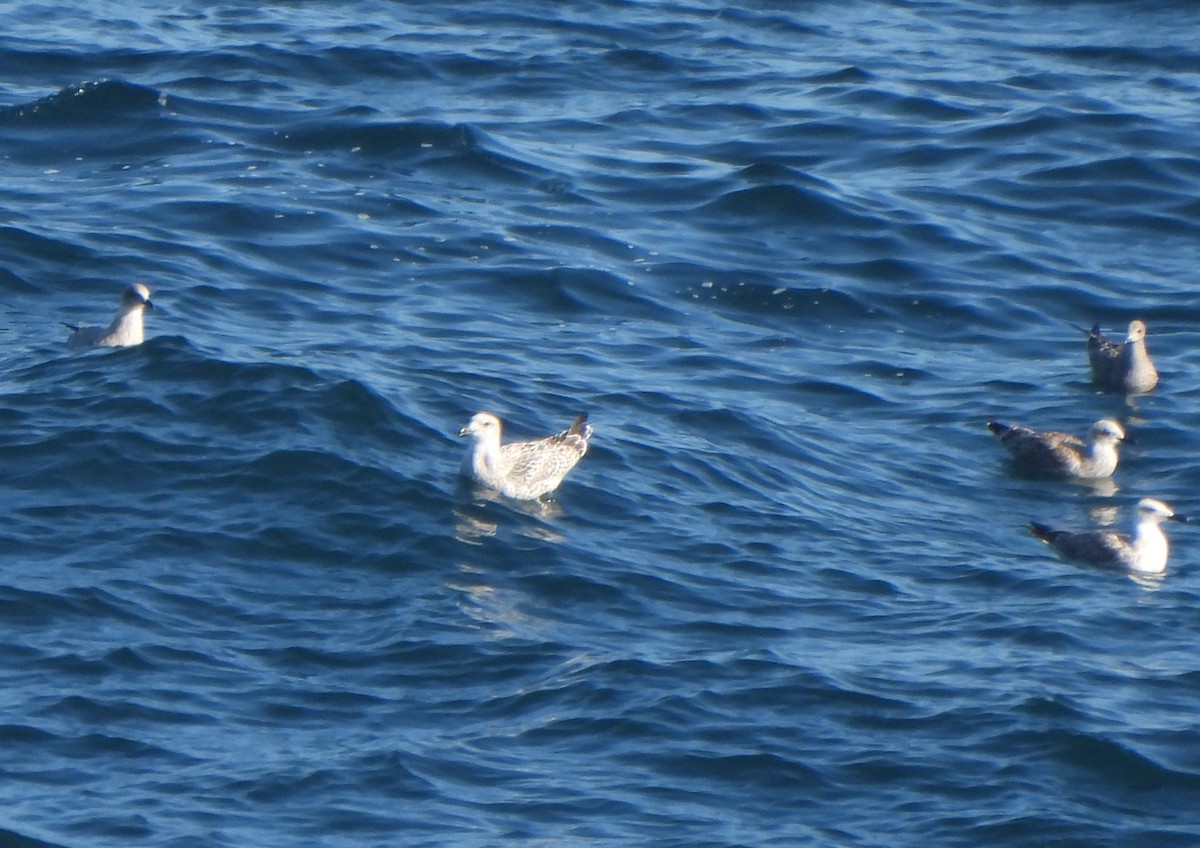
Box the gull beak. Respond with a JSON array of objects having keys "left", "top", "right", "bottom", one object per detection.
[
  {"left": 458, "top": 426, "right": 470, "bottom": 438},
  {"left": 1170, "top": 513, "right": 1189, "bottom": 524}
]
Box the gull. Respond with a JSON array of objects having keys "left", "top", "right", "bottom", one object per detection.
[
  {"left": 65, "top": 283, "right": 154, "bottom": 349},
  {"left": 1087, "top": 319, "right": 1158, "bottom": 394},
  {"left": 1030, "top": 498, "right": 1187, "bottom": 574},
  {"left": 459, "top": 411, "right": 593, "bottom": 500},
  {"left": 987, "top": 418, "right": 1127, "bottom": 479}
]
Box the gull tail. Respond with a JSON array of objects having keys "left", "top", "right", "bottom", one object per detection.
[
  {"left": 1086, "top": 323, "right": 1113, "bottom": 346},
  {"left": 1029, "top": 521, "right": 1063, "bottom": 545},
  {"left": 568, "top": 412, "right": 593, "bottom": 440}
]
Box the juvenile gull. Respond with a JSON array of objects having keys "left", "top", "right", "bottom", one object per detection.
[
  {"left": 987, "top": 418, "right": 1127, "bottom": 479},
  {"left": 65, "top": 283, "right": 154, "bottom": 349},
  {"left": 1087, "top": 319, "right": 1158, "bottom": 394},
  {"left": 1030, "top": 498, "right": 1187, "bottom": 574},
  {"left": 459, "top": 411, "right": 593, "bottom": 500}
]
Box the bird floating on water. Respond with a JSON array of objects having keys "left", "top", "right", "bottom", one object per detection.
[
  {"left": 987, "top": 418, "right": 1127, "bottom": 479},
  {"left": 1029, "top": 497, "right": 1187, "bottom": 575},
  {"left": 65, "top": 283, "right": 154, "bottom": 349},
  {"left": 1086, "top": 319, "right": 1158, "bottom": 394},
  {"left": 459, "top": 411, "right": 593, "bottom": 500}
]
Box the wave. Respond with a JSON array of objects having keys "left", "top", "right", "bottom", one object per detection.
[
  {"left": 0, "top": 827, "right": 68, "bottom": 848},
  {"left": 0, "top": 79, "right": 164, "bottom": 124}
]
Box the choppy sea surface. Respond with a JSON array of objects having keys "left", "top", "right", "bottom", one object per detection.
[{"left": 3, "top": 2, "right": 1200, "bottom": 846}]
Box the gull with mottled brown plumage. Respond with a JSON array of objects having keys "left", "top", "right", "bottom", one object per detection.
[
  {"left": 1087, "top": 319, "right": 1158, "bottom": 394},
  {"left": 459, "top": 411, "right": 593, "bottom": 500},
  {"left": 987, "top": 418, "right": 1127, "bottom": 479}
]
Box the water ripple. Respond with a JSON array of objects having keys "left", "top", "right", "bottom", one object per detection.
[{"left": 3, "top": 2, "right": 1200, "bottom": 847}]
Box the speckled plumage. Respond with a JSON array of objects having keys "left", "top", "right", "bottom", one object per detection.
[
  {"left": 459, "top": 411, "right": 593, "bottom": 500},
  {"left": 988, "top": 418, "right": 1125, "bottom": 479},
  {"left": 1030, "top": 498, "right": 1187, "bottom": 574},
  {"left": 65, "top": 283, "right": 154, "bottom": 349},
  {"left": 1087, "top": 319, "right": 1158, "bottom": 394}
]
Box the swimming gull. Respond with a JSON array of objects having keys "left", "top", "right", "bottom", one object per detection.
[
  {"left": 1087, "top": 319, "right": 1158, "bottom": 394},
  {"left": 987, "top": 418, "right": 1126, "bottom": 479},
  {"left": 65, "top": 283, "right": 154, "bottom": 349},
  {"left": 1030, "top": 497, "right": 1187, "bottom": 574},
  {"left": 459, "top": 411, "right": 593, "bottom": 500}
]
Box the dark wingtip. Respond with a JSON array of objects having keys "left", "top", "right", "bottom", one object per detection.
[
  {"left": 568, "top": 412, "right": 589, "bottom": 436},
  {"left": 987, "top": 420, "right": 1008, "bottom": 437},
  {"left": 1029, "top": 521, "right": 1056, "bottom": 543}
]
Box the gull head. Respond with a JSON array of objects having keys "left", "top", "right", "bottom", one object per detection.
[
  {"left": 1090, "top": 419, "right": 1126, "bottom": 445},
  {"left": 122, "top": 283, "right": 154, "bottom": 311},
  {"left": 459, "top": 412, "right": 502, "bottom": 442},
  {"left": 1125, "top": 319, "right": 1147, "bottom": 344},
  {"left": 1138, "top": 498, "right": 1187, "bottom": 525}
]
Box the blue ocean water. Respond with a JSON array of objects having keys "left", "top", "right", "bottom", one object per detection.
[{"left": 2, "top": 1, "right": 1200, "bottom": 846}]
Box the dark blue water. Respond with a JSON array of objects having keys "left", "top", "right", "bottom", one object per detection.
[{"left": 3, "top": 2, "right": 1200, "bottom": 846}]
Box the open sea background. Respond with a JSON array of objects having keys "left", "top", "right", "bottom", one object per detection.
[{"left": 2, "top": 1, "right": 1200, "bottom": 846}]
